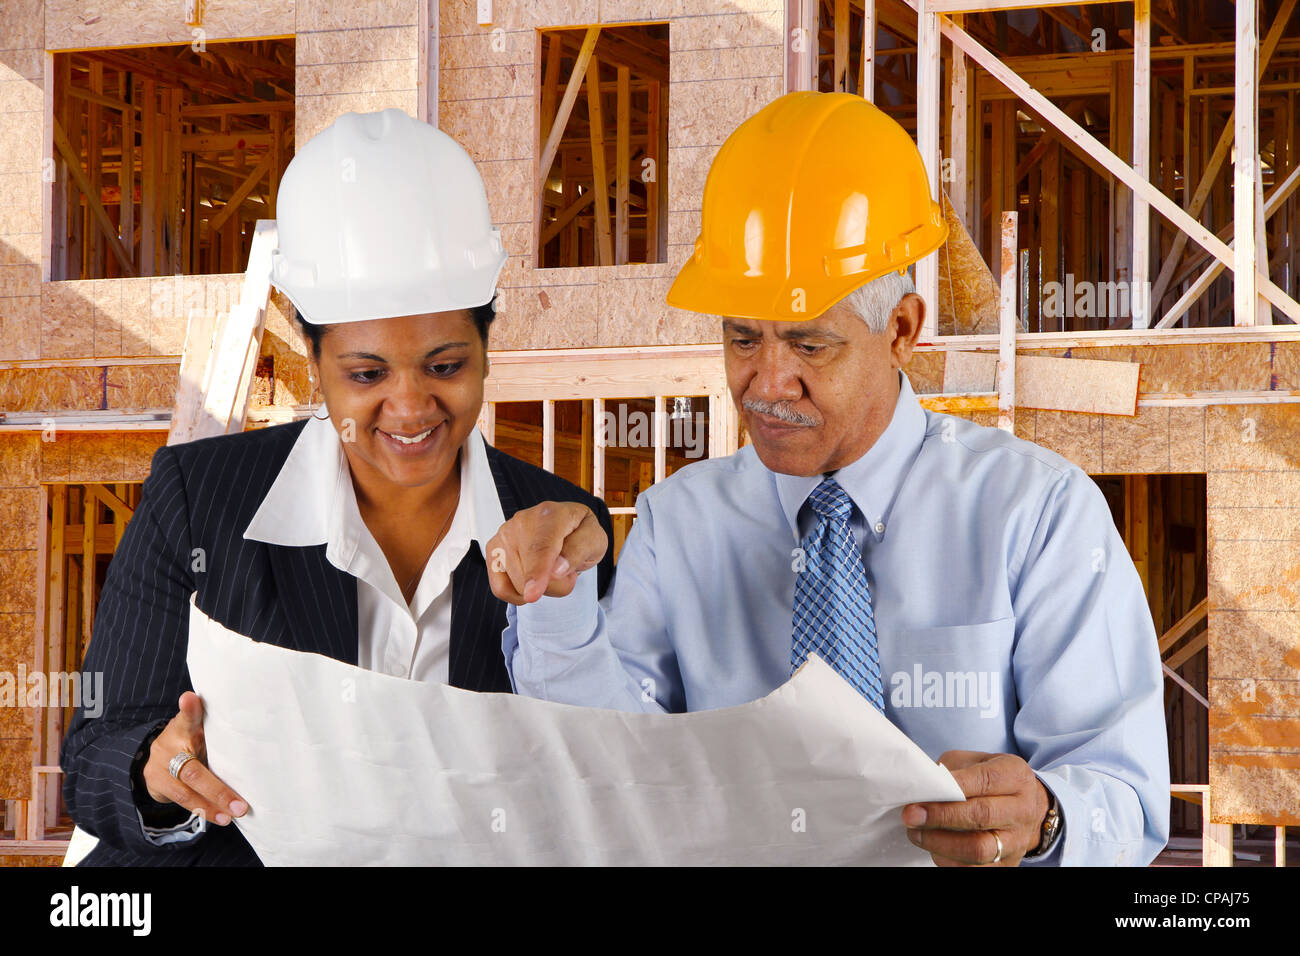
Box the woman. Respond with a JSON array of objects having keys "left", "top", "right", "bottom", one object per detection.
[{"left": 59, "top": 110, "right": 614, "bottom": 866}]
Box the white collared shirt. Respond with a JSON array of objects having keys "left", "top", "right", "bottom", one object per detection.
[{"left": 244, "top": 412, "right": 506, "bottom": 682}]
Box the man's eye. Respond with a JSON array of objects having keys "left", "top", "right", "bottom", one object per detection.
[
  {"left": 429, "top": 362, "right": 464, "bottom": 377},
  {"left": 731, "top": 339, "right": 757, "bottom": 350},
  {"left": 795, "top": 343, "right": 824, "bottom": 356},
  {"left": 349, "top": 369, "right": 385, "bottom": 384}
]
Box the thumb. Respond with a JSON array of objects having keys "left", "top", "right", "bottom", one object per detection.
[{"left": 176, "top": 691, "right": 206, "bottom": 741}]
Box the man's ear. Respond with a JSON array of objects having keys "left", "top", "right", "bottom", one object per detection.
[{"left": 890, "top": 292, "right": 926, "bottom": 367}]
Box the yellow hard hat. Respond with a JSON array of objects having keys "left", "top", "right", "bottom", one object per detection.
[{"left": 666, "top": 91, "right": 948, "bottom": 321}]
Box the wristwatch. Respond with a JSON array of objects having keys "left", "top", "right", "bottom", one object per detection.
[{"left": 1023, "top": 783, "right": 1062, "bottom": 859}]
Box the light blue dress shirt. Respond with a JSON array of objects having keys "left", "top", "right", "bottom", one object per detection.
[{"left": 503, "top": 368, "right": 1170, "bottom": 866}]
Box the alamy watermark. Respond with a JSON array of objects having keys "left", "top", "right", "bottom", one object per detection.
[{"left": 0, "top": 667, "right": 103, "bottom": 718}]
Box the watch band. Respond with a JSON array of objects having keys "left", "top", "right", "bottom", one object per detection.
[{"left": 1024, "top": 784, "right": 1061, "bottom": 858}]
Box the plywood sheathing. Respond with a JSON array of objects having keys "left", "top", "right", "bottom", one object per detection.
[
  {"left": 295, "top": 0, "right": 420, "bottom": 143},
  {"left": 936, "top": 192, "right": 1001, "bottom": 336},
  {"left": 439, "top": 2, "right": 783, "bottom": 350},
  {"left": 1203, "top": 402, "right": 1300, "bottom": 824},
  {"left": 44, "top": 1, "right": 295, "bottom": 51}
]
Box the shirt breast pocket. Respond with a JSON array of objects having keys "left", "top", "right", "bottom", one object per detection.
[{"left": 882, "top": 618, "right": 1017, "bottom": 750}]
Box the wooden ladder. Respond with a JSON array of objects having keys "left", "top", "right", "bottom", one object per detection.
[{"left": 168, "top": 219, "right": 278, "bottom": 445}]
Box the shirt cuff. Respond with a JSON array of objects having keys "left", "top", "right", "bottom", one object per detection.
[
  {"left": 137, "top": 807, "right": 206, "bottom": 846},
  {"left": 516, "top": 568, "right": 599, "bottom": 643}
]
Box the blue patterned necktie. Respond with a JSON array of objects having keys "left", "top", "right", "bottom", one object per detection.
[{"left": 791, "top": 476, "right": 885, "bottom": 713}]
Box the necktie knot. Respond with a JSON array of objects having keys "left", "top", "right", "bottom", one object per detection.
[{"left": 806, "top": 476, "right": 853, "bottom": 521}]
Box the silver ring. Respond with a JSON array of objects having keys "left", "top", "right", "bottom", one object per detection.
[
  {"left": 990, "top": 831, "right": 1003, "bottom": 864},
  {"left": 168, "top": 751, "right": 197, "bottom": 780}
]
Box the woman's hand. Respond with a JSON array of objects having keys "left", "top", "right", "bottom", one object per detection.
[
  {"left": 142, "top": 691, "right": 249, "bottom": 826},
  {"left": 485, "top": 501, "right": 608, "bottom": 605}
]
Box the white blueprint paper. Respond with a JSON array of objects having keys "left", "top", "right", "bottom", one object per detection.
[{"left": 186, "top": 596, "right": 966, "bottom": 866}]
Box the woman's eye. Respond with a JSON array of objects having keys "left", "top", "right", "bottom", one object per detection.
[
  {"left": 349, "top": 369, "right": 385, "bottom": 384},
  {"left": 429, "top": 362, "right": 464, "bottom": 377}
]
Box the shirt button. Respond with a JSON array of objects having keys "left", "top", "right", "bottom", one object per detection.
[{"left": 874, "top": 521, "right": 885, "bottom": 534}]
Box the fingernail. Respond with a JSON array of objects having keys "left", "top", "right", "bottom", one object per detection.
[
  {"left": 524, "top": 578, "right": 538, "bottom": 598},
  {"left": 230, "top": 800, "right": 248, "bottom": 816},
  {"left": 902, "top": 806, "right": 925, "bottom": 826},
  {"left": 215, "top": 813, "right": 231, "bottom": 826},
  {"left": 553, "top": 556, "right": 570, "bottom": 577}
]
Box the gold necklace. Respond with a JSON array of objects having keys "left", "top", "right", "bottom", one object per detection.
[{"left": 402, "top": 496, "right": 457, "bottom": 604}]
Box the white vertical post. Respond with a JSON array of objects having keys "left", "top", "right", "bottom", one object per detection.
[
  {"left": 476, "top": 401, "right": 495, "bottom": 445},
  {"left": 593, "top": 398, "right": 606, "bottom": 499},
  {"left": 861, "top": 0, "right": 875, "bottom": 101},
  {"left": 1234, "top": 0, "right": 1259, "bottom": 326},
  {"left": 915, "top": 0, "right": 941, "bottom": 337},
  {"left": 542, "top": 399, "right": 555, "bottom": 472},
  {"left": 997, "top": 212, "right": 1017, "bottom": 434},
  {"left": 1132, "top": 0, "right": 1151, "bottom": 328},
  {"left": 653, "top": 396, "right": 667, "bottom": 483},
  {"left": 948, "top": 13, "right": 967, "bottom": 224}
]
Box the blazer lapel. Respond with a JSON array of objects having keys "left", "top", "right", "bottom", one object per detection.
[{"left": 265, "top": 542, "right": 359, "bottom": 665}]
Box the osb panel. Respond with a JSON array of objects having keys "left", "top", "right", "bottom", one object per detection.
[
  {"left": 438, "top": 96, "right": 532, "bottom": 163},
  {"left": 0, "top": 434, "right": 39, "bottom": 486},
  {"left": 296, "top": 0, "right": 416, "bottom": 32},
  {"left": 297, "top": 25, "right": 417, "bottom": 65},
  {"left": 671, "top": 45, "right": 782, "bottom": 83},
  {"left": 39, "top": 434, "right": 70, "bottom": 481},
  {"left": 1099, "top": 406, "right": 1170, "bottom": 473},
  {"left": 440, "top": 64, "right": 532, "bottom": 103},
  {"left": 122, "top": 432, "right": 166, "bottom": 480},
  {"left": 439, "top": 0, "right": 598, "bottom": 34},
  {"left": 1206, "top": 609, "right": 1300, "bottom": 681},
  {"left": 296, "top": 90, "right": 420, "bottom": 144},
  {"left": 668, "top": 9, "right": 784, "bottom": 50},
  {"left": 105, "top": 364, "right": 179, "bottom": 410},
  {"left": 0, "top": 113, "right": 42, "bottom": 178},
  {"left": 46, "top": 0, "right": 295, "bottom": 50},
  {"left": 1272, "top": 341, "right": 1300, "bottom": 390},
  {"left": 1016, "top": 355, "right": 1139, "bottom": 416},
  {"left": 0, "top": 738, "right": 32, "bottom": 800},
  {"left": 0, "top": 550, "right": 36, "bottom": 613},
  {"left": 669, "top": 76, "right": 781, "bottom": 149},
  {"left": 4, "top": 294, "right": 42, "bottom": 360},
  {"left": 68, "top": 433, "right": 126, "bottom": 482},
  {"left": 903, "top": 352, "right": 945, "bottom": 395},
  {"left": 937, "top": 192, "right": 1000, "bottom": 336},
  {"left": 1208, "top": 506, "right": 1300, "bottom": 552},
  {"left": 40, "top": 282, "right": 94, "bottom": 359},
  {"left": 0, "top": 487, "right": 39, "bottom": 551},
  {"left": 297, "top": 58, "right": 419, "bottom": 97},
  {"left": 1033, "top": 409, "right": 1103, "bottom": 473},
  {"left": 1115, "top": 343, "right": 1272, "bottom": 393},
  {"left": 1209, "top": 470, "right": 1300, "bottom": 509},
  {"left": 494, "top": 285, "right": 600, "bottom": 350},
  {"left": 604, "top": 0, "right": 781, "bottom": 19},
  {"left": 670, "top": 145, "right": 719, "bottom": 217},
  {"left": 0, "top": 854, "right": 64, "bottom": 867},
  {"left": 0, "top": 262, "right": 39, "bottom": 299},
  {"left": 942, "top": 350, "right": 996, "bottom": 392},
  {"left": 1208, "top": 538, "right": 1300, "bottom": 612},
  {"left": 0, "top": 0, "right": 42, "bottom": 50},
  {"left": 118, "top": 277, "right": 153, "bottom": 355},
  {"left": 0, "top": 366, "right": 102, "bottom": 412},
  {"left": 1208, "top": 758, "right": 1300, "bottom": 826},
  {"left": 439, "top": 32, "right": 528, "bottom": 73},
  {"left": 1167, "top": 405, "right": 1206, "bottom": 472},
  {"left": 89, "top": 279, "right": 124, "bottom": 357},
  {"left": 1205, "top": 403, "right": 1300, "bottom": 471},
  {"left": 476, "top": 158, "right": 533, "bottom": 227},
  {"left": 0, "top": 613, "right": 33, "bottom": 670}
]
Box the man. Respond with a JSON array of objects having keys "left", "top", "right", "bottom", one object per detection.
[{"left": 486, "top": 92, "right": 1169, "bottom": 867}]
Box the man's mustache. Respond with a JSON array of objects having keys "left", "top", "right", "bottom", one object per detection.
[{"left": 742, "top": 399, "right": 821, "bottom": 427}]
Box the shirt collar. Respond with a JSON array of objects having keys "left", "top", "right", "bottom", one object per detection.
[
  {"left": 244, "top": 410, "right": 506, "bottom": 554},
  {"left": 772, "top": 368, "right": 927, "bottom": 544}
]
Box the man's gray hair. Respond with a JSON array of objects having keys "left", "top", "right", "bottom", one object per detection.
[{"left": 840, "top": 269, "right": 916, "bottom": 335}]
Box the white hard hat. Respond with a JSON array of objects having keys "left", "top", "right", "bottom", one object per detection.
[{"left": 271, "top": 109, "right": 506, "bottom": 325}]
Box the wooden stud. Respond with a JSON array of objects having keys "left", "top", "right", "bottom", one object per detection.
[
  {"left": 593, "top": 397, "right": 606, "bottom": 500},
  {"left": 949, "top": 13, "right": 968, "bottom": 224},
  {"left": 1234, "top": 0, "right": 1259, "bottom": 326},
  {"left": 653, "top": 395, "right": 666, "bottom": 483},
  {"left": 538, "top": 26, "right": 600, "bottom": 194},
  {"left": 997, "top": 211, "right": 1016, "bottom": 432},
  {"left": 1132, "top": 0, "right": 1151, "bottom": 327},
  {"left": 586, "top": 54, "right": 613, "bottom": 267},
  {"left": 542, "top": 400, "right": 555, "bottom": 472},
  {"left": 833, "top": 0, "right": 849, "bottom": 92},
  {"left": 645, "top": 81, "right": 660, "bottom": 262},
  {"left": 616, "top": 65, "right": 630, "bottom": 265},
  {"left": 861, "top": 0, "right": 876, "bottom": 101},
  {"left": 915, "top": 1, "right": 941, "bottom": 335}
]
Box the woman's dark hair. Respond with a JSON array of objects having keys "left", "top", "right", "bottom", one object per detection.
[{"left": 294, "top": 294, "right": 498, "bottom": 358}]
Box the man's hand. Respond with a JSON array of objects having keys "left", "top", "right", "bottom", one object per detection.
[
  {"left": 901, "top": 750, "right": 1049, "bottom": 867},
  {"left": 485, "top": 501, "right": 607, "bottom": 605},
  {"left": 142, "top": 691, "right": 249, "bottom": 826}
]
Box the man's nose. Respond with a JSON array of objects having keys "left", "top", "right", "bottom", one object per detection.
[{"left": 748, "top": 344, "right": 803, "bottom": 403}]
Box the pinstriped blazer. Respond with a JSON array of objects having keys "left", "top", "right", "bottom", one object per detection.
[{"left": 59, "top": 418, "right": 615, "bottom": 866}]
